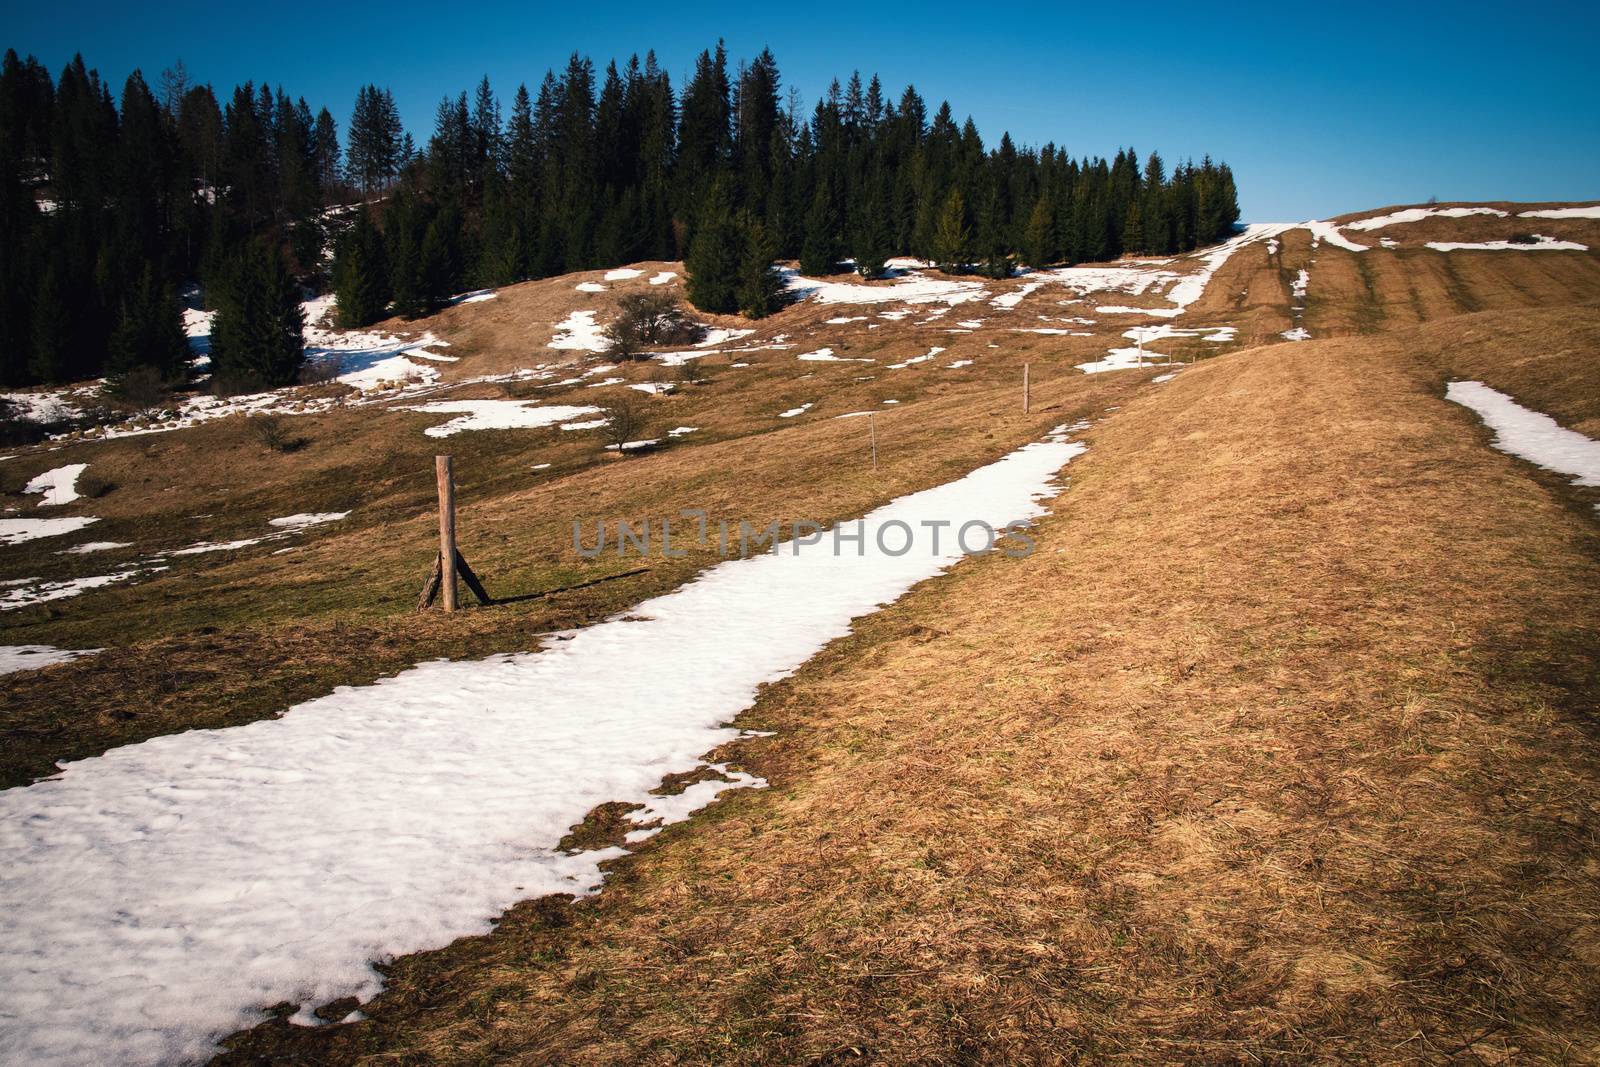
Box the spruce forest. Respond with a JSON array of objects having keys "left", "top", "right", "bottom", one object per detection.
[{"left": 0, "top": 43, "right": 1240, "bottom": 390}]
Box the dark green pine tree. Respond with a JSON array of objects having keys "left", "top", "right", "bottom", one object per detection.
[
  {"left": 799, "top": 182, "right": 840, "bottom": 275},
  {"left": 931, "top": 188, "right": 970, "bottom": 274},
  {"left": 29, "top": 261, "right": 73, "bottom": 383},
  {"left": 419, "top": 204, "right": 463, "bottom": 310},
  {"left": 334, "top": 205, "right": 390, "bottom": 327},
  {"left": 385, "top": 189, "right": 428, "bottom": 318},
  {"left": 209, "top": 240, "right": 305, "bottom": 393},
  {"left": 974, "top": 181, "right": 1014, "bottom": 279},
  {"left": 684, "top": 179, "right": 741, "bottom": 314},
  {"left": 735, "top": 212, "right": 785, "bottom": 318},
  {"left": 108, "top": 267, "right": 189, "bottom": 382},
  {"left": 854, "top": 190, "right": 892, "bottom": 279},
  {"left": 1025, "top": 195, "right": 1056, "bottom": 269}
]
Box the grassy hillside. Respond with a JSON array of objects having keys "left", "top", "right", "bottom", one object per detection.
[{"left": 2, "top": 202, "right": 1598, "bottom": 1063}]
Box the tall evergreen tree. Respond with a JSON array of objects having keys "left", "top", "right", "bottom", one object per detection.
[
  {"left": 684, "top": 179, "right": 740, "bottom": 313},
  {"left": 108, "top": 267, "right": 188, "bottom": 382},
  {"left": 333, "top": 205, "right": 390, "bottom": 327},
  {"left": 931, "top": 188, "right": 970, "bottom": 273},
  {"left": 210, "top": 240, "right": 305, "bottom": 392},
  {"left": 735, "top": 212, "right": 784, "bottom": 318}
]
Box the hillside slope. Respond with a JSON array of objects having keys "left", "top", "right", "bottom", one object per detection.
[
  {"left": 219, "top": 312, "right": 1600, "bottom": 1064},
  {"left": 1, "top": 202, "right": 1598, "bottom": 1064}
]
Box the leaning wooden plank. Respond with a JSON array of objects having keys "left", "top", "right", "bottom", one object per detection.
[{"left": 415, "top": 553, "right": 442, "bottom": 612}]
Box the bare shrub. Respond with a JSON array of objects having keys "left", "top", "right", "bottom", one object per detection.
[
  {"left": 604, "top": 292, "right": 702, "bottom": 360},
  {"left": 77, "top": 473, "right": 116, "bottom": 499},
  {"left": 600, "top": 394, "right": 649, "bottom": 455},
  {"left": 109, "top": 365, "right": 177, "bottom": 412},
  {"left": 674, "top": 359, "right": 707, "bottom": 387},
  {"left": 297, "top": 358, "right": 341, "bottom": 385},
  {"left": 249, "top": 414, "right": 304, "bottom": 453}
]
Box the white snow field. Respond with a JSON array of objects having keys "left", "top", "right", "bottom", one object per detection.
[
  {"left": 0, "top": 430, "right": 1087, "bottom": 1066},
  {"left": 23, "top": 463, "right": 89, "bottom": 506},
  {"left": 548, "top": 309, "right": 609, "bottom": 351},
  {"left": 1426, "top": 235, "right": 1587, "bottom": 252},
  {"left": 405, "top": 400, "right": 603, "bottom": 437},
  {"left": 0, "top": 516, "right": 99, "bottom": 546},
  {"left": 0, "top": 566, "right": 151, "bottom": 611},
  {"left": 1446, "top": 381, "right": 1600, "bottom": 492},
  {"left": 0, "top": 644, "right": 102, "bottom": 675},
  {"left": 1517, "top": 205, "right": 1600, "bottom": 220},
  {"left": 1345, "top": 206, "right": 1507, "bottom": 230},
  {"left": 1304, "top": 221, "right": 1369, "bottom": 252}
]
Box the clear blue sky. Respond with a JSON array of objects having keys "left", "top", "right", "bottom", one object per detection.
[{"left": 8, "top": 0, "right": 1598, "bottom": 220}]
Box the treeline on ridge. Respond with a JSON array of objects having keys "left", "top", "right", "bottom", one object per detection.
[{"left": 0, "top": 44, "right": 1240, "bottom": 391}]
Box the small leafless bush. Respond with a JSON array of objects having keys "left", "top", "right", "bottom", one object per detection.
[
  {"left": 77, "top": 473, "right": 116, "bottom": 499},
  {"left": 249, "top": 414, "right": 305, "bottom": 453},
  {"left": 110, "top": 365, "right": 177, "bottom": 412},
  {"left": 297, "top": 358, "right": 342, "bottom": 385},
  {"left": 601, "top": 394, "right": 649, "bottom": 455}
]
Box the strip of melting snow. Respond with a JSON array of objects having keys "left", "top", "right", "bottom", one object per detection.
[
  {"left": 0, "top": 430, "right": 1087, "bottom": 1066},
  {"left": 1446, "top": 381, "right": 1600, "bottom": 494}
]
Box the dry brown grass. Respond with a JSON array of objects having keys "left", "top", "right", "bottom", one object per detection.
[
  {"left": 4, "top": 207, "right": 1599, "bottom": 1063},
  {"left": 0, "top": 355, "right": 1145, "bottom": 786},
  {"left": 218, "top": 322, "right": 1600, "bottom": 1063}
]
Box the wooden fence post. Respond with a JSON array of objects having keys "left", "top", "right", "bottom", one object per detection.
[
  {"left": 436, "top": 455, "right": 458, "bottom": 613},
  {"left": 1023, "top": 362, "right": 1031, "bottom": 414}
]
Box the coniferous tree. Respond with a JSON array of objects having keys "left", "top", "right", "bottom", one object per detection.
[
  {"left": 735, "top": 212, "right": 785, "bottom": 318},
  {"left": 108, "top": 267, "right": 188, "bottom": 382},
  {"left": 210, "top": 240, "right": 305, "bottom": 392},
  {"left": 29, "top": 261, "right": 72, "bottom": 383},
  {"left": 1025, "top": 195, "right": 1056, "bottom": 268},
  {"left": 333, "top": 205, "right": 390, "bottom": 327},
  {"left": 684, "top": 179, "right": 739, "bottom": 313},
  {"left": 931, "top": 188, "right": 970, "bottom": 273},
  {"left": 799, "top": 180, "right": 840, "bottom": 275}
]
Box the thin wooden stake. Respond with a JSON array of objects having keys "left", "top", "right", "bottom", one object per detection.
[
  {"left": 436, "top": 455, "right": 458, "bottom": 613},
  {"left": 869, "top": 413, "right": 878, "bottom": 470},
  {"left": 1023, "top": 362, "right": 1031, "bottom": 414}
]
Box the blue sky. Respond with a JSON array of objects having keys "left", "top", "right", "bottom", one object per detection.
[{"left": 9, "top": 1, "right": 1598, "bottom": 219}]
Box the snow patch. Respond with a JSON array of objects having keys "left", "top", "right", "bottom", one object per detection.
[
  {"left": 783, "top": 266, "right": 986, "bottom": 307},
  {"left": 0, "top": 645, "right": 103, "bottom": 675},
  {"left": 268, "top": 512, "right": 349, "bottom": 531},
  {"left": 408, "top": 401, "right": 602, "bottom": 437},
  {"left": 1518, "top": 205, "right": 1600, "bottom": 220},
  {"left": 0, "top": 516, "right": 99, "bottom": 545},
  {"left": 1426, "top": 235, "right": 1587, "bottom": 252},
  {"left": 1304, "top": 221, "right": 1369, "bottom": 252},
  {"left": 59, "top": 541, "right": 131, "bottom": 555},
  {"left": 1345, "top": 206, "right": 1508, "bottom": 231},
  {"left": 549, "top": 310, "right": 609, "bottom": 351},
  {"left": 24, "top": 464, "right": 89, "bottom": 506},
  {"left": 887, "top": 346, "right": 946, "bottom": 369},
  {"left": 1, "top": 567, "right": 151, "bottom": 611},
  {"left": 1446, "top": 380, "right": 1600, "bottom": 490}
]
